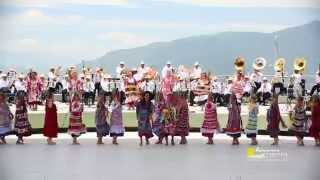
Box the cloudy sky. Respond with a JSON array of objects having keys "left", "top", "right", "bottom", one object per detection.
[{"left": 0, "top": 0, "right": 319, "bottom": 68}]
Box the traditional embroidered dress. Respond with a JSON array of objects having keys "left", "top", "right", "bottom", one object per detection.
[
  {"left": 109, "top": 103, "right": 125, "bottom": 137},
  {"left": 14, "top": 101, "right": 32, "bottom": 137},
  {"left": 95, "top": 103, "right": 109, "bottom": 137},
  {"left": 231, "top": 77, "right": 245, "bottom": 100},
  {"left": 0, "top": 102, "right": 13, "bottom": 136},
  {"left": 68, "top": 100, "right": 86, "bottom": 137},
  {"left": 267, "top": 102, "right": 282, "bottom": 138},
  {"left": 43, "top": 104, "right": 58, "bottom": 138},
  {"left": 201, "top": 101, "right": 219, "bottom": 138},
  {"left": 193, "top": 78, "right": 210, "bottom": 105},
  {"left": 152, "top": 102, "right": 163, "bottom": 137},
  {"left": 68, "top": 79, "right": 83, "bottom": 98},
  {"left": 160, "top": 106, "right": 176, "bottom": 137},
  {"left": 124, "top": 77, "right": 138, "bottom": 107},
  {"left": 175, "top": 99, "right": 189, "bottom": 136},
  {"left": 161, "top": 76, "right": 175, "bottom": 101},
  {"left": 27, "top": 77, "right": 41, "bottom": 105},
  {"left": 39, "top": 78, "right": 46, "bottom": 103},
  {"left": 289, "top": 106, "right": 307, "bottom": 138},
  {"left": 136, "top": 101, "right": 154, "bottom": 138},
  {"left": 245, "top": 104, "right": 259, "bottom": 138},
  {"left": 310, "top": 103, "right": 320, "bottom": 139},
  {"left": 224, "top": 95, "right": 242, "bottom": 138}
]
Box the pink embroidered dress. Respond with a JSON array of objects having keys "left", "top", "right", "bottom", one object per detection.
[
  {"left": 161, "top": 75, "right": 175, "bottom": 101},
  {"left": 201, "top": 101, "right": 219, "bottom": 137},
  {"left": 68, "top": 78, "right": 83, "bottom": 98},
  {"left": 68, "top": 100, "right": 86, "bottom": 137},
  {"left": 231, "top": 76, "right": 245, "bottom": 100},
  {"left": 27, "top": 77, "right": 41, "bottom": 105}
]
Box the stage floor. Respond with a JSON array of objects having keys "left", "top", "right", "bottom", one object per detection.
[{"left": 0, "top": 133, "right": 319, "bottom": 180}]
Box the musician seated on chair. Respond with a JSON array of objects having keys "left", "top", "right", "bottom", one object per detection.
[
  {"left": 137, "top": 61, "right": 150, "bottom": 78},
  {"left": 83, "top": 75, "right": 95, "bottom": 107},
  {"left": 93, "top": 67, "right": 103, "bottom": 100},
  {"left": 223, "top": 77, "right": 233, "bottom": 107},
  {"left": 116, "top": 61, "right": 126, "bottom": 79},
  {"left": 189, "top": 77, "right": 198, "bottom": 106},
  {"left": 173, "top": 76, "right": 188, "bottom": 99},
  {"left": 117, "top": 78, "right": 126, "bottom": 105},
  {"left": 257, "top": 77, "right": 272, "bottom": 105},
  {"left": 4, "top": 69, "right": 16, "bottom": 104},
  {"left": 191, "top": 61, "right": 202, "bottom": 79},
  {"left": 310, "top": 64, "right": 320, "bottom": 96},
  {"left": 272, "top": 70, "right": 285, "bottom": 95},
  {"left": 272, "top": 58, "right": 286, "bottom": 95},
  {"left": 132, "top": 68, "right": 140, "bottom": 82},
  {"left": 7, "top": 69, "right": 17, "bottom": 94},
  {"left": 243, "top": 76, "right": 252, "bottom": 98},
  {"left": 250, "top": 57, "right": 266, "bottom": 93},
  {"left": 48, "top": 68, "right": 57, "bottom": 94},
  {"left": 101, "top": 74, "right": 115, "bottom": 105},
  {"left": 291, "top": 69, "right": 304, "bottom": 98},
  {"left": 161, "top": 61, "right": 173, "bottom": 79},
  {"left": 61, "top": 75, "right": 69, "bottom": 103},
  {"left": 140, "top": 75, "right": 155, "bottom": 99},
  {"left": 79, "top": 73, "right": 85, "bottom": 86},
  {"left": 211, "top": 76, "right": 222, "bottom": 106},
  {"left": 287, "top": 77, "right": 295, "bottom": 101},
  {"left": 14, "top": 74, "right": 27, "bottom": 98}
]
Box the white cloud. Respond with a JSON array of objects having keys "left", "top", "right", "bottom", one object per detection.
[
  {"left": 0, "top": 9, "right": 85, "bottom": 27},
  {"left": 0, "top": 38, "right": 39, "bottom": 54},
  {"left": 222, "top": 22, "right": 289, "bottom": 33},
  {"left": 1, "top": 0, "right": 130, "bottom": 7},
  {"left": 4, "top": 0, "right": 319, "bottom": 8},
  {"left": 18, "top": 9, "right": 54, "bottom": 25},
  {"left": 93, "top": 18, "right": 291, "bottom": 33},
  {"left": 0, "top": 9, "right": 296, "bottom": 34},
  {"left": 155, "top": 0, "right": 320, "bottom": 8},
  {"left": 63, "top": 0, "right": 129, "bottom": 6},
  {"left": 92, "top": 19, "right": 201, "bottom": 30},
  {"left": 18, "top": 38, "right": 39, "bottom": 47},
  {"left": 0, "top": 38, "right": 105, "bottom": 60},
  {"left": 96, "top": 32, "right": 158, "bottom": 49}
]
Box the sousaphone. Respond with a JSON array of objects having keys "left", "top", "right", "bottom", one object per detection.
[
  {"left": 274, "top": 58, "right": 285, "bottom": 72},
  {"left": 294, "top": 58, "right": 306, "bottom": 73},
  {"left": 234, "top": 56, "right": 245, "bottom": 71},
  {"left": 252, "top": 57, "right": 266, "bottom": 70}
]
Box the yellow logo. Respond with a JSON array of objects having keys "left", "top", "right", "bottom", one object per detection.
[{"left": 247, "top": 147, "right": 256, "bottom": 157}]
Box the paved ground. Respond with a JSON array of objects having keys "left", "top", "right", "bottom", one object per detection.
[{"left": 0, "top": 133, "right": 319, "bottom": 180}]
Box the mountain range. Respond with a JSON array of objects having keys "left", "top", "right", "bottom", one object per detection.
[{"left": 87, "top": 20, "right": 320, "bottom": 76}]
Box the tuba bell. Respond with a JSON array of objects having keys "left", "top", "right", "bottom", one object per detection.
[
  {"left": 252, "top": 57, "right": 266, "bottom": 71},
  {"left": 274, "top": 58, "right": 285, "bottom": 72},
  {"left": 294, "top": 58, "right": 306, "bottom": 73},
  {"left": 234, "top": 56, "right": 245, "bottom": 71}
]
